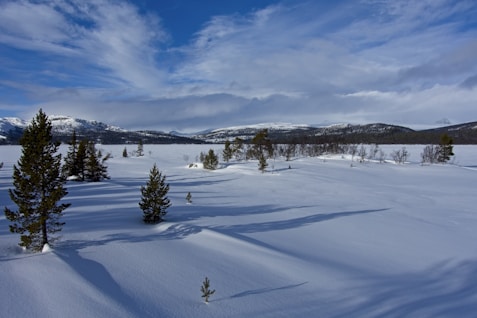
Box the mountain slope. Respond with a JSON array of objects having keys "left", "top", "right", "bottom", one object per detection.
[
  {"left": 0, "top": 116, "right": 204, "bottom": 145},
  {"left": 2, "top": 115, "right": 477, "bottom": 144},
  {"left": 191, "top": 122, "right": 414, "bottom": 143}
]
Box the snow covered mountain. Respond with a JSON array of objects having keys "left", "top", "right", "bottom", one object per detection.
[
  {"left": 1, "top": 115, "right": 477, "bottom": 144},
  {"left": 0, "top": 117, "right": 28, "bottom": 142},
  {"left": 191, "top": 121, "right": 477, "bottom": 144},
  {"left": 0, "top": 115, "right": 122, "bottom": 137},
  {"left": 48, "top": 115, "right": 125, "bottom": 134},
  {"left": 191, "top": 122, "right": 314, "bottom": 143},
  {"left": 0, "top": 116, "right": 203, "bottom": 145},
  {"left": 191, "top": 122, "right": 414, "bottom": 143}
]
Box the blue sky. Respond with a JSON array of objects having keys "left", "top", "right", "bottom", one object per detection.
[{"left": 0, "top": 0, "right": 476, "bottom": 132}]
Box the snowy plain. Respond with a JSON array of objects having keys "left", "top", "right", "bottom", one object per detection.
[{"left": 1, "top": 144, "right": 477, "bottom": 318}]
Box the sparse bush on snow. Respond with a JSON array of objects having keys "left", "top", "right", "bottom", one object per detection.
[
  {"left": 421, "top": 145, "right": 440, "bottom": 164},
  {"left": 391, "top": 147, "right": 409, "bottom": 164}
]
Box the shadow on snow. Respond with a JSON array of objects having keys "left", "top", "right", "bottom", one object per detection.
[{"left": 330, "top": 259, "right": 477, "bottom": 318}]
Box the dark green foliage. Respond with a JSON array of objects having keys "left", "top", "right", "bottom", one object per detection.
[
  {"left": 63, "top": 137, "right": 110, "bottom": 182},
  {"left": 62, "top": 130, "right": 79, "bottom": 178},
  {"left": 251, "top": 129, "right": 273, "bottom": 159},
  {"left": 222, "top": 140, "right": 233, "bottom": 162},
  {"left": 258, "top": 152, "right": 268, "bottom": 173},
  {"left": 84, "top": 142, "right": 110, "bottom": 182},
  {"left": 139, "top": 164, "right": 171, "bottom": 224},
  {"left": 203, "top": 149, "right": 219, "bottom": 170},
  {"left": 4, "top": 109, "right": 70, "bottom": 252},
  {"left": 122, "top": 147, "right": 128, "bottom": 158},
  {"left": 75, "top": 139, "right": 88, "bottom": 181},
  {"left": 200, "top": 276, "right": 216, "bottom": 303},
  {"left": 438, "top": 133, "right": 454, "bottom": 163}
]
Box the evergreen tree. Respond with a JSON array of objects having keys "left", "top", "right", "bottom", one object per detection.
[
  {"left": 200, "top": 276, "right": 216, "bottom": 303},
  {"left": 258, "top": 152, "right": 268, "bottom": 173},
  {"left": 437, "top": 133, "right": 454, "bottom": 163},
  {"left": 63, "top": 130, "right": 79, "bottom": 179},
  {"left": 251, "top": 129, "right": 273, "bottom": 160},
  {"left": 139, "top": 163, "right": 171, "bottom": 224},
  {"left": 203, "top": 149, "right": 219, "bottom": 170},
  {"left": 4, "top": 109, "right": 70, "bottom": 252},
  {"left": 222, "top": 140, "right": 233, "bottom": 162},
  {"left": 122, "top": 147, "right": 128, "bottom": 158},
  {"left": 84, "top": 142, "right": 110, "bottom": 182},
  {"left": 75, "top": 139, "right": 88, "bottom": 181}
]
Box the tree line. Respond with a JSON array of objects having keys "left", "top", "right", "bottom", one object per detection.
[{"left": 198, "top": 129, "right": 454, "bottom": 172}]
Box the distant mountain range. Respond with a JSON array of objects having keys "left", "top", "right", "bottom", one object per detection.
[
  {"left": 0, "top": 116, "right": 203, "bottom": 145},
  {"left": 1, "top": 115, "right": 477, "bottom": 145}
]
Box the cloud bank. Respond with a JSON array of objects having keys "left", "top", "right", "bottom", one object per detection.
[{"left": 0, "top": 0, "right": 476, "bottom": 132}]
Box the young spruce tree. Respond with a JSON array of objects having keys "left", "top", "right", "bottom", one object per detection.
[
  {"left": 84, "top": 141, "right": 110, "bottom": 182},
  {"left": 258, "top": 152, "right": 268, "bottom": 173},
  {"left": 438, "top": 133, "right": 454, "bottom": 163},
  {"left": 203, "top": 149, "right": 219, "bottom": 170},
  {"left": 139, "top": 163, "right": 171, "bottom": 223},
  {"left": 4, "top": 109, "right": 70, "bottom": 252}
]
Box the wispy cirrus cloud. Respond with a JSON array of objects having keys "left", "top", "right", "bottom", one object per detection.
[{"left": 0, "top": 0, "right": 168, "bottom": 93}]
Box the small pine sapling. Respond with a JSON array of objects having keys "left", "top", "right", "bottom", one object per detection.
[
  {"left": 186, "top": 192, "right": 192, "bottom": 204},
  {"left": 258, "top": 152, "right": 268, "bottom": 173},
  {"left": 201, "top": 276, "right": 216, "bottom": 303}
]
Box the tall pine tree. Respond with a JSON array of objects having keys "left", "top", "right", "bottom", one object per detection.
[
  {"left": 62, "top": 130, "right": 79, "bottom": 179},
  {"left": 4, "top": 109, "right": 70, "bottom": 252},
  {"left": 139, "top": 163, "right": 171, "bottom": 223}
]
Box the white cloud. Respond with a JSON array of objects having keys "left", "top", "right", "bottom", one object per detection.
[
  {"left": 0, "top": 0, "right": 169, "bottom": 93},
  {"left": 1, "top": 0, "right": 476, "bottom": 131}
]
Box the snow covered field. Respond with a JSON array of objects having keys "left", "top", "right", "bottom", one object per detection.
[{"left": 1, "top": 144, "right": 477, "bottom": 317}]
